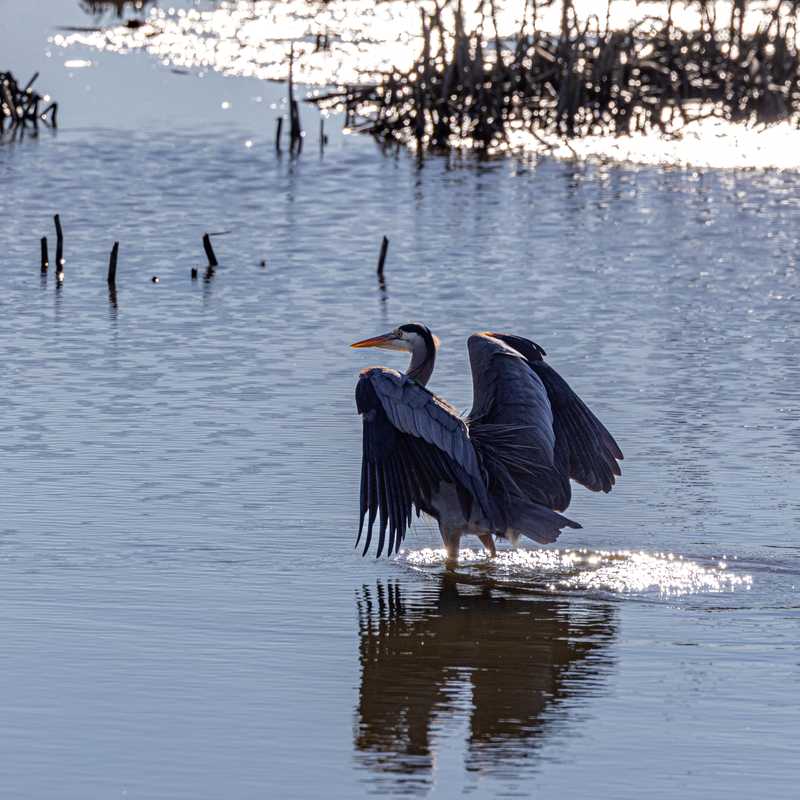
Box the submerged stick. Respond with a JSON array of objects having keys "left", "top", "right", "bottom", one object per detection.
[
  {"left": 107, "top": 242, "right": 119, "bottom": 285},
  {"left": 54, "top": 214, "right": 63, "bottom": 268},
  {"left": 377, "top": 236, "right": 389, "bottom": 278},
  {"left": 202, "top": 233, "right": 218, "bottom": 267},
  {"left": 275, "top": 116, "right": 283, "bottom": 151},
  {"left": 40, "top": 237, "right": 48, "bottom": 271}
]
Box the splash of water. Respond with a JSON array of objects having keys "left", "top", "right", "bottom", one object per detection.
[{"left": 402, "top": 547, "right": 752, "bottom": 597}]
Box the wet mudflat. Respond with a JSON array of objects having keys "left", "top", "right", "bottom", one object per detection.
[{"left": 1, "top": 2, "right": 799, "bottom": 798}]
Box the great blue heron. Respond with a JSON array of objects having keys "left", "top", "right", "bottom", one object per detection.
[{"left": 351, "top": 323, "right": 623, "bottom": 559}]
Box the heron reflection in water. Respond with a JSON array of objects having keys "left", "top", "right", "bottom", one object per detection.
[
  {"left": 352, "top": 324, "right": 623, "bottom": 559},
  {"left": 355, "top": 578, "right": 616, "bottom": 788}
]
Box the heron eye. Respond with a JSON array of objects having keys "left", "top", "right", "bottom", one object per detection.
[{"left": 395, "top": 329, "right": 404, "bottom": 338}]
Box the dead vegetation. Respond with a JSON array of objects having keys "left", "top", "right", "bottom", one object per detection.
[
  {"left": 1, "top": 72, "right": 58, "bottom": 142},
  {"left": 312, "top": 0, "right": 800, "bottom": 153}
]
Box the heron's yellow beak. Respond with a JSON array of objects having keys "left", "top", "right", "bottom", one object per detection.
[{"left": 350, "top": 331, "right": 401, "bottom": 350}]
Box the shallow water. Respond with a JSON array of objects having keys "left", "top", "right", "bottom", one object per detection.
[{"left": 2, "top": 2, "right": 800, "bottom": 798}]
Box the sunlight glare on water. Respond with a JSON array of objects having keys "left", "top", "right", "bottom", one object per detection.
[
  {"left": 506, "top": 114, "right": 800, "bottom": 170},
  {"left": 403, "top": 547, "right": 753, "bottom": 596}
]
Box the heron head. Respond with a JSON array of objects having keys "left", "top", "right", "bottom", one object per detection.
[{"left": 351, "top": 323, "right": 438, "bottom": 354}]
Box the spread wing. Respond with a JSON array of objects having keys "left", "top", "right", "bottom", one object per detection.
[
  {"left": 355, "top": 367, "right": 491, "bottom": 557},
  {"left": 489, "top": 333, "right": 623, "bottom": 493},
  {"left": 466, "top": 333, "right": 572, "bottom": 515}
]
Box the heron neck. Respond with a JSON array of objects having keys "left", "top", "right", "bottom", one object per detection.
[{"left": 407, "top": 343, "right": 435, "bottom": 386}]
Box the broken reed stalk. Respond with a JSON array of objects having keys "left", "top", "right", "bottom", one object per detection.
[
  {"left": 290, "top": 102, "right": 302, "bottom": 152},
  {"left": 1, "top": 71, "right": 58, "bottom": 141},
  {"left": 40, "top": 237, "right": 48, "bottom": 272},
  {"left": 312, "top": 0, "right": 800, "bottom": 154},
  {"left": 275, "top": 116, "right": 283, "bottom": 151},
  {"left": 377, "top": 236, "right": 389, "bottom": 278},
  {"left": 54, "top": 214, "right": 64, "bottom": 269},
  {"left": 202, "top": 233, "right": 218, "bottom": 267},
  {"left": 107, "top": 241, "right": 119, "bottom": 285},
  {"left": 288, "top": 44, "right": 303, "bottom": 153}
]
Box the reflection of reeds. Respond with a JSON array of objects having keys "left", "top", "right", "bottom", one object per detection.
[
  {"left": 316, "top": 0, "right": 800, "bottom": 153},
  {"left": 1, "top": 72, "right": 58, "bottom": 141}
]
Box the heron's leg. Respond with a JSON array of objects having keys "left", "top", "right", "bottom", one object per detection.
[
  {"left": 439, "top": 526, "right": 462, "bottom": 565},
  {"left": 478, "top": 534, "right": 496, "bottom": 558},
  {"left": 445, "top": 536, "right": 461, "bottom": 562}
]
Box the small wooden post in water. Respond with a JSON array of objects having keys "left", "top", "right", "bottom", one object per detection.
[
  {"left": 290, "top": 101, "right": 303, "bottom": 153},
  {"left": 40, "top": 237, "right": 48, "bottom": 271},
  {"left": 107, "top": 242, "right": 119, "bottom": 285},
  {"left": 377, "top": 236, "right": 389, "bottom": 279},
  {"left": 203, "top": 233, "right": 218, "bottom": 267},
  {"left": 288, "top": 44, "right": 303, "bottom": 153},
  {"left": 54, "top": 214, "right": 63, "bottom": 268}
]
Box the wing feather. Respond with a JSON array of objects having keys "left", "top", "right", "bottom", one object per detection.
[
  {"left": 467, "top": 334, "right": 570, "bottom": 512},
  {"left": 527, "top": 360, "right": 622, "bottom": 493},
  {"left": 488, "top": 333, "right": 624, "bottom": 494},
  {"left": 355, "top": 367, "right": 491, "bottom": 556}
]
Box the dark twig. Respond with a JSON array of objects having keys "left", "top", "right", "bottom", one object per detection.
[
  {"left": 107, "top": 241, "right": 119, "bottom": 285},
  {"left": 40, "top": 237, "right": 48, "bottom": 272},
  {"left": 377, "top": 236, "right": 389, "bottom": 278},
  {"left": 54, "top": 214, "right": 64, "bottom": 269},
  {"left": 202, "top": 233, "right": 218, "bottom": 267},
  {"left": 288, "top": 44, "right": 303, "bottom": 153}
]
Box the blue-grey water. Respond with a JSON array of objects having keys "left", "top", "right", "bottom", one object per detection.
[{"left": 2, "top": 2, "right": 799, "bottom": 798}]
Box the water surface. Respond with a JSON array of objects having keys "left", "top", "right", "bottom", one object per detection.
[{"left": 1, "top": 2, "right": 799, "bottom": 798}]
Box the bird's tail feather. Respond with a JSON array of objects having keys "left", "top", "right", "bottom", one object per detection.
[{"left": 505, "top": 500, "right": 581, "bottom": 545}]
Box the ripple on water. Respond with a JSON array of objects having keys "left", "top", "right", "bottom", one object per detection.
[{"left": 402, "top": 547, "right": 753, "bottom": 597}]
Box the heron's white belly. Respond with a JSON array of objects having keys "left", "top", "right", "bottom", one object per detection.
[{"left": 428, "top": 482, "right": 492, "bottom": 534}]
